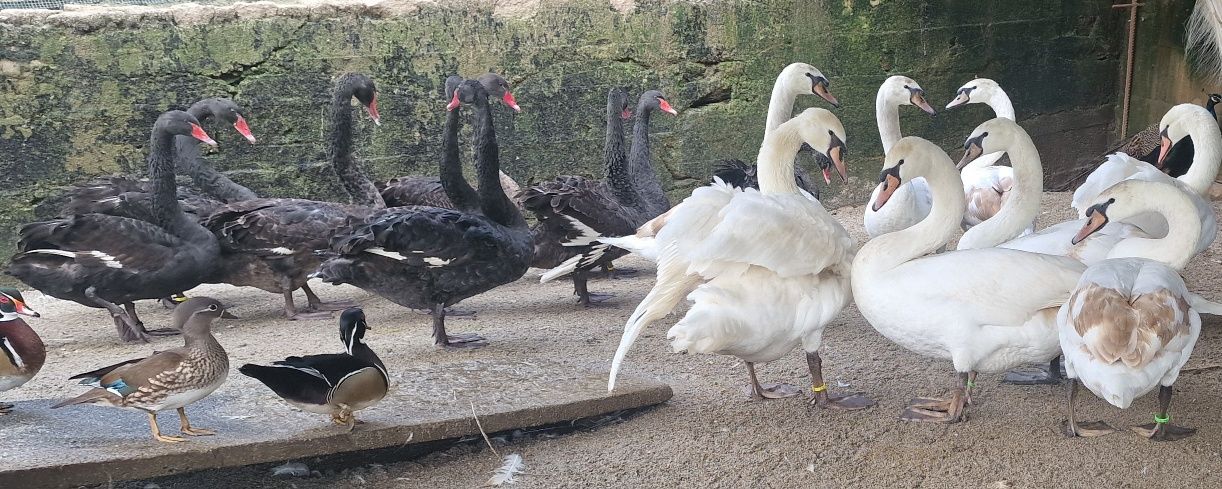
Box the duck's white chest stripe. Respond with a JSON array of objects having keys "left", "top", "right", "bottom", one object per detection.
[{"left": 1, "top": 338, "right": 23, "bottom": 369}]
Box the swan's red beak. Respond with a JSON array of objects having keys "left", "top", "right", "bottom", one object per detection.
[
  {"left": 822, "top": 167, "right": 832, "bottom": 185},
  {"left": 1156, "top": 128, "right": 1171, "bottom": 170},
  {"left": 233, "top": 116, "right": 256, "bottom": 144},
  {"left": 366, "top": 96, "right": 381, "bottom": 126},
  {"left": 190, "top": 123, "right": 217, "bottom": 146},
  {"left": 658, "top": 98, "right": 678, "bottom": 115},
  {"left": 447, "top": 91, "right": 461, "bottom": 111},
  {"left": 502, "top": 91, "right": 521, "bottom": 112},
  {"left": 621, "top": 108, "right": 632, "bottom": 120},
  {"left": 13, "top": 299, "right": 39, "bottom": 318}
]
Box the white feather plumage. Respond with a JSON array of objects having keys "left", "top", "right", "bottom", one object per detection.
[
  {"left": 487, "top": 453, "right": 525, "bottom": 486},
  {"left": 1187, "top": 0, "right": 1222, "bottom": 84}
]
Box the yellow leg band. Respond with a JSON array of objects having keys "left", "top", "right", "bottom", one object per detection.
[{"left": 811, "top": 384, "right": 828, "bottom": 393}]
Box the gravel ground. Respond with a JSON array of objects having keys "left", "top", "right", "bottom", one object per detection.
[{"left": 7, "top": 192, "right": 1222, "bottom": 489}]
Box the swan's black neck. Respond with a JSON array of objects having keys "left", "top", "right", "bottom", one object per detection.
[
  {"left": 440, "top": 101, "right": 480, "bottom": 212},
  {"left": 328, "top": 82, "right": 385, "bottom": 208},
  {"left": 628, "top": 102, "right": 670, "bottom": 215},
  {"left": 472, "top": 95, "right": 526, "bottom": 228},
  {"left": 1207, "top": 98, "right": 1219, "bottom": 120},
  {"left": 178, "top": 102, "right": 257, "bottom": 203},
  {"left": 148, "top": 126, "right": 187, "bottom": 232},
  {"left": 604, "top": 96, "right": 637, "bottom": 206}
]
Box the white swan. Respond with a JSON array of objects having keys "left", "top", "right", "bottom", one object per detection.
[
  {"left": 864, "top": 76, "right": 937, "bottom": 238},
  {"left": 603, "top": 62, "right": 843, "bottom": 262},
  {"left": 852, "top": 136, "right": 1086, "bottom": 423},
  {"left": 945, "top": 78, "right": 1031, "bottom": 233},
  {"left": 956, "top": 119, "right": 1155, "bottom": 266},
  {"left": 1060, "top": 179, "right": 1218, "bottom": 441},
  {"left": 1069, "top": 103, "right": 1220, "bottom": 253},
  {"left": 607, "top": 108, "right": 871, "bottom": 410}
]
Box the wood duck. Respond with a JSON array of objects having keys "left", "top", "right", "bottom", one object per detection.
[
  {"left": 0, "top": 287, "right": 43, "bottom": 414},
  {"left": 240, "top": 307, "right": 388, "bottom": 431},
  {"left": 52, "top": 297, "right": 234, "bottom": 442}
]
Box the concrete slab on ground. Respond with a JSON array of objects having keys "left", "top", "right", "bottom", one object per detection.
[{"left": 0, "top": 359, "right": 671, "bottom": 489}]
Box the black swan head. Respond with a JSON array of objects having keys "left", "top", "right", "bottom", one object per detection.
[{"left": 475, "top": 73, "right": 521, "bottom": 112}]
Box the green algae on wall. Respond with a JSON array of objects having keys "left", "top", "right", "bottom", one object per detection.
[{"left": 0, "top": 0, "right": 1122, "bottom": 277}]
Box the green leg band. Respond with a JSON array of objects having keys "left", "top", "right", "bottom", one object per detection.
[{"left": 1154, "top": 414, "right": 1169, "bottom": 424}]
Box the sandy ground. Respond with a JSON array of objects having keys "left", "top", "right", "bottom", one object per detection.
[{"left": 7, "top": 192, "right": 1222, "bottom": 488}]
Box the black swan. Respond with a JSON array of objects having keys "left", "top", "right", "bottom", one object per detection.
[
  {"left": 55, "top": 98, "right": 258, "bottom": 221},
  {"left": 7, "top": 111, "right": 221, "bottom": 343},
  {"left": 523, "top": 89, "right": 675, "bottom": 304},
  {"left": 315, "top": 79, "right": 532, "bottom": 349},
  {"left": 201, "top": 73, "right": 385, "bottom": 320},
  {"left": 379, "top": 73, "right": 522, "bottom": 209}
]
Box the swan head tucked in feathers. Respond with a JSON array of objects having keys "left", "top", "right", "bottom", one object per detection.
[
  {"left": 780, "top": 62, "right": 839, "bottom": 108},
  {"left": 957, "top": 117, "right": 1028, "bottom": 170},
  {"left": 1157, "top": 103, "right": 1216, "bottom": 169},
  {"left": 877, "top": 76, "right": 937, "bottom": 115},
  {"left": 871, "top": 137, "right": 949, "bottom": 212},
  {"left": 945, "top": 78, "right": 1003, "bottom": 110}
]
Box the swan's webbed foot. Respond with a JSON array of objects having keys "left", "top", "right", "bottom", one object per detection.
[
  {"left": 812, "top": 391, "right": 875, "bottom": 410},
  {"left": 1131, "top": 422, "right": 1196, "bottom": 442},
  {"left": 742, "top": 382, "right": 801, "bottom": 400},
  {"left": 1062, "top": 420, "right": 1116, "bottom": 438},
  {"left": 577, "top": 292, "right": 615, "bottom": 307},
  {"left": 900, "top": 391, "right": 967, "bottom": 423},
  {"left": 301, "top": 284, "right": 358, "bottom": 312}
]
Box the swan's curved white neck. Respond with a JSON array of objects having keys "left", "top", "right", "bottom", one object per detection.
[
  {"left": 756, "top": 122, "right": 805, "bottom": 195},
  {"left": 764, "top": 73, "right": 802, "bottom": 138},
  {"left": 859, "top": 148, "right": 964, "bottom": 271},
  {"left": 1108, "top": 186, "right": 1203, "bottom": 269},
  {"left": 979, "top": 90, "right": 1016, "bottom": 120},
  {"left": 957, "top": 128, "right": 1043, "bottom": 250},
  {"left": 876, "top": 94, "right": 902, "bottom": 154},
  {"left": 1177, "top": 114, "right": 1222, "bottom": 195}
]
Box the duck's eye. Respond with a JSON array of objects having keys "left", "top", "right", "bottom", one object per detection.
[
  {"left": 208, "top": 304, "right": 218, "bottom": 311},
  {"left": 0, "top": 297, "right": 9, "bottom": 304}
]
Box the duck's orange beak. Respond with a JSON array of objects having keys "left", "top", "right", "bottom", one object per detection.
[{"left": 14, "top": 299, "right": 39, "bottom": 318}]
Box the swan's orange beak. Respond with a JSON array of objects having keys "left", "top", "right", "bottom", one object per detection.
[
  {"left": 1072, "top": 203, "right": 1111, "bottom": 245},
  {"left": 446, "top": 91, "right": 461, "bottom": 112},
  {"left": 909, "top": 90, "right": 933, "bottom": 116},
  {"left": 872, "top": 167, "right": 902, "bottom": 212},
  {"left": 658, "top": 97, "right": 678, "bottom": 115},
  {"left": 813, "top": 80, "right": 840, "bottom": 108},
  {"left": 828, "top": 142, "right": 847, "bottom": 183},
  {"left": 502, "top": 91, "right": 521, "bottom": 112},
  {"left": 958, "top": 143, "right": 984, "bottom": 170},
  {"left": 366, "top": 95, "right": 381, "bottom": 126},
  {"left": 945, "top": 90, "right": 971, "bottom": 110},
  {"left": 1156, "top": 127, "right": 1172, "bottom": 170},
  {"left": 233, "top": 116, "right": 256, "bottom": 144},
  {"left": 189, "top": 123, "right": 217, "bottom": 146}
]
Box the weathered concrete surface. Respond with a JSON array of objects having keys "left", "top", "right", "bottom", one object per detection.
[
  {"left": 1126, "top": 0, "right": 1222, "bottom": 139},
  {"left": 0, "top": 360, "right": 671, "bottom": 489},
  {"left": 0, "top": 0, "right": 1123, "bottom": 266}
]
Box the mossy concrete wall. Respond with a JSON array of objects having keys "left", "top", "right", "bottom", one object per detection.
[
  {"left": 0, "top": 0, "right": 1123, "bottom": 263},
  {"left": 1126, "top": 0, "right": 1222, "bottom": 140}
]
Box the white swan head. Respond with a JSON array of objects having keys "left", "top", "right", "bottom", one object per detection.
[
  {"left": 1072, "top": 179, "right": 1189, "bottom": 246},
  {"left": 957, "top": 117, "right": 1025, "bottom": 170},
  {"left": 878, "top": 75, "right": 937, "bottom": 115},
  {"left": 945, "top": 78, "right": 1003, "bottom": 110},
  {"left": 786, "top": 107, "right": 848, "bottom": 181},
  {"left": 1157, "top": 103, "right": 1216, "bottom": 168},
  {"left": 780, "top": 62, "right": 839, "bottom": 107},
  {"left": 871, "top": 137, "right": 949, "bottom": 211}
]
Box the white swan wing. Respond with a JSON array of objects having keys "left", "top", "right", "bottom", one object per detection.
[
  {"left": 679, "top": 190, "right": 852, "bottom": 279},
  {"left": 1000, "top": 219, "right": 1149, "bottom": 265},
  {"left": 1071, "top": 153, "right": 1164, "bottom": 216}
]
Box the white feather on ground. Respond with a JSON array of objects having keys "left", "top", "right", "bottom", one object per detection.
[
  {"left": 487, "top": 453, "right": 525, "bottom": 486},
  {"left": 1187, "top": 0, "right": 1222, "bottom": 84}
]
